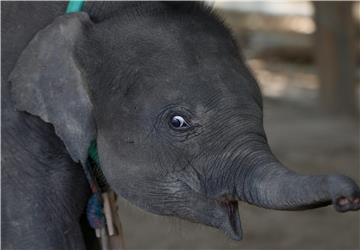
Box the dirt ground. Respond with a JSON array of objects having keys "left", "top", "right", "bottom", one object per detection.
[{"left": 114, "top": 58, "right": 360, "bottom": 250}]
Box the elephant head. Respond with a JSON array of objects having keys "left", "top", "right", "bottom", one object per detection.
[{"left": 9, "top": 3, "right": 360, "bottom": 240}]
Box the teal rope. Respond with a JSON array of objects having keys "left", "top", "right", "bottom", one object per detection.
[
  {"left": 88, "top": 141, "right": 109, "bottom": 191},
  {"left": 66, "top": 0, "right": 85, "bottom": 13},
  {"left": 88, "top": 140, "right": 100, "bottom": 166}
]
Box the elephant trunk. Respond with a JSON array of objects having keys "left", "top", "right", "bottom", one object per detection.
[{"left": 232, "top": 148, "right": 360, "bottom": 212}]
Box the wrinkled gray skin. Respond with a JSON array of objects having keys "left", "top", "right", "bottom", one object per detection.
[{"left": 2, "top": 2, "right": 360, "bottom": 249}]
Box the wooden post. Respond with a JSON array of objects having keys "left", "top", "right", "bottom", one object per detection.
[
  {"left": 313, "top": 2, "right": 357, "bottom": 115},
  {"left": 108, "top": 191, "right": 126, "bottom": 250}
]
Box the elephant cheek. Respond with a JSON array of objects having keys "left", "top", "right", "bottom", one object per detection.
[{"left": 96, "top": 135, "right": 244, "bottom": 239}]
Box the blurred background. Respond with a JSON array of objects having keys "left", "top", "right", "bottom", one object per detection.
[{"left": 117, "top": 1, "right": 360, "bottom": 249}]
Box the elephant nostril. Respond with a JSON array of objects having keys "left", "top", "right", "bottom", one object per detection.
[{"left": 353, "top": 197, "right": 360, "bottom": 204}]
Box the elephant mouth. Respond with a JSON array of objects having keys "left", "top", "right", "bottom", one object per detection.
[
  {"left": 175, "top": 181, "right": 243, "bottom": 240},
  {"left": 213, "top": 198, "right": 242, "bottom": 240},
  {"left": 185, "top": 190, "right": 243, "bottom": 240}
]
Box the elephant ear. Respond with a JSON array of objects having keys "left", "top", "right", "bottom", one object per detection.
[{"left": 9, "top": 12, "right": 95, "bottom": 164}]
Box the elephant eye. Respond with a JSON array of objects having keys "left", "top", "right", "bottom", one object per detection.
[{"left": 170, "top": 115, "right": 190, "bottom": 129}]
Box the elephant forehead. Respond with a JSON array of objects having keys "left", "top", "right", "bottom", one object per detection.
[
  {"left": 91, "top": 12, "right": 260, "bottom": 116},
  {"left": 93, "top": 11, "right": 236, "bottom": 69}
]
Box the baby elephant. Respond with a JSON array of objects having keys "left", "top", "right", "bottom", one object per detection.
[{"left": 2, "top": 2, "right": 359, "bottom": 249}]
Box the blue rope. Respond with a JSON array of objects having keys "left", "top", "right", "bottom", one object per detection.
[
  {"left": 87, "top": 193, "right": 106, "bottom": 229},
  {"left": 86, "top": 143, "right": 107, "bottom": 230}
]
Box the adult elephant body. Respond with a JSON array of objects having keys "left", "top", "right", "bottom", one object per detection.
[
  {"left": 2, "top": 2, "right": 360, "bottom": 249},
  {"left": 2, "top": 2, "right": 92, "bottom": 249}
]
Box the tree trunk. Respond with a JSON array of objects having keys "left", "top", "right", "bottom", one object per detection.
[{"left": 313, "top": 2, "right": 357, "bottom": 115}]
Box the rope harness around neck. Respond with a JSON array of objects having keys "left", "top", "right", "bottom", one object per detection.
[{"left": 65, "top": 2, "right": 125, "bottom": 249}]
